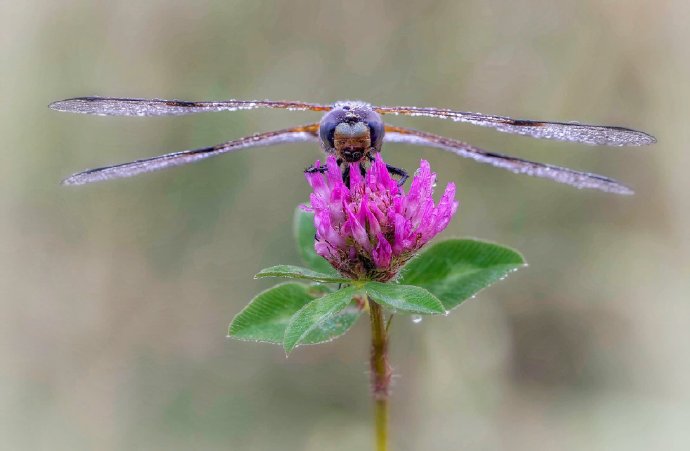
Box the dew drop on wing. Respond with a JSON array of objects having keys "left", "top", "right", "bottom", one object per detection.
[{"left": 411, "top": 315, "right": 423, "bottom": 324}]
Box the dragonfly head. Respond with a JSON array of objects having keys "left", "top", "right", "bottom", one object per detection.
[{"left": 320, "top": 101, "right": 384, "bottom": 163}]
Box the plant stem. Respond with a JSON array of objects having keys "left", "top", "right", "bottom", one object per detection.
[{"left": 368, "top": 297, "right": 391, "bottom": 451}]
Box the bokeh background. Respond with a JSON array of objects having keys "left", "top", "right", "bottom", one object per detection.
[{"left": 2, "top": 1, "right": 688, "bottom": 450}]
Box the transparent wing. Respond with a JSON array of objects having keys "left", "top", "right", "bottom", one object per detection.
[
  {"left": 62, "top": 124, "right": 320, "bottom": 185},
  {"left": 375, "top": 105, "right": 655, "bottom": 147},
  {"left": 49, "top": 96, "right": 332, "bottom": 117},
  {"left": 383, "top": 125, "right": 633, "bottom": 195}
]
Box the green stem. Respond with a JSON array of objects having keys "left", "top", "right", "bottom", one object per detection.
[{"left": 369, "top": 298, "right": 391, "bottom": 451}]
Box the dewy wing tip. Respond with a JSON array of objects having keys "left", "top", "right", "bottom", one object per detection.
[
  {"left": 60, "top": 176, "right": 79, "bottom": 186},
  {"left": 49, "top": 97, "right": 95, "bottom": 113},
  {"left": 61, "top": 172, "right": 89, "bottom": 186},
  {"left": 644, "top": 132, "right": 657, "bottom": 145},
  {"left": 625, "top": 129, "right": 656, "bottom": 146},
  {"left": 610, "top": 183, "right": 634, "bottom": 196},
  {"left": 48, "top": 100, "right": 67, "bottom": 111}
]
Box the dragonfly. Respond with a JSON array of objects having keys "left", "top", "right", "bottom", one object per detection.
[{"left": 49, "top": 96, "right": 655, "bottom": 194}]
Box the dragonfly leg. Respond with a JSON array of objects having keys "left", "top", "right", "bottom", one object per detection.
[
  {"left": 342, "top": 165, "right": 351, "bottom": 187},
  {"left": 365, "top": 154, "right": 408, "bottom": 186},
  {"left": 386, "top": 164, "right": 409, "bottom": 186},
  {"left": 304, "top": 164, "right": 328, "bottom": 174}
]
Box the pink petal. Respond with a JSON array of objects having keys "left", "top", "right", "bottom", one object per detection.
[
  {"left": 344, "top": 205, "right": 370, "bottom": 250},
  {"left": 372, "top": 233, "right": 392, "bottom": 268},
  {"left": 325, "top": 156, "right": 342, "bottom": 188},
  {"left": 392, "top": 213, "right": 410, "bottom": 254},
  {"left": 433, "top": 183, "right": 458, "bottom": 234},
  {"left": 349, "top": 162, "right": 364, "bottom": 192}
]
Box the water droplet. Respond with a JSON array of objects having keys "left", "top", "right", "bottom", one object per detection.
[{"left": 411, "top": 315, "right": 423, "bottom": 324}]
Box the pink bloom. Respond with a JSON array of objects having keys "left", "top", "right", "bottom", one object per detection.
[{"left": 304, "top": 154, "right": 458, "bottom": 281}]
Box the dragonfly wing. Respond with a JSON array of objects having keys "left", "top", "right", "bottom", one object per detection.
[
  {"left": 383, "top": 125, "right": 633, "bottom": 195},
  {"left": 50, "top": 97, "right": 331, "bottom": 116},
  {"left": 375, "top": 105, "right": 655, "bottom": 146},
  {"left": 63, "top": 124, "right": 320, "bottom": 185}
]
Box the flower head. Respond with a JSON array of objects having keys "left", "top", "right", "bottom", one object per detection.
[{"left": 305, "top": 154, "right": 458, "bottom": 281}]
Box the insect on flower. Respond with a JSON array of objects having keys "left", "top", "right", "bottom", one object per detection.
[{"left": 50, "top": 96, "right": 655, "bottom": 193}]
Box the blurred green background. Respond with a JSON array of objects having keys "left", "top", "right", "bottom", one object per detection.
[{"left": 2, "top": 1, "right": 688, "bottom": 450}]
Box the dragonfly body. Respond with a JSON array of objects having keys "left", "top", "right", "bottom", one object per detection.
[{"left": 49, "top": 96, "right": 655, "bottom": 194}]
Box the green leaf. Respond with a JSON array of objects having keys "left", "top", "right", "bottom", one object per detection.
[
  {"left": 255, "top": 265, "right": 350, "bottom": 283},
  {"left": 365, "top": 282, "right": 445, "bottom": 315},
  {"left": 228, "top": 283, "right": 361, "bottom": 344},
  {"left": 399, "top": 239, "right": 526, "bottom": 311},
  {"left": 301, "top": 302, "right": 362, "bottom": 345},
  {"left": 294, "top": 208, "right": 337, "bottom": 274},
  {"left": 284, "top": 286, "right": 360, "bottom": 354}
]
